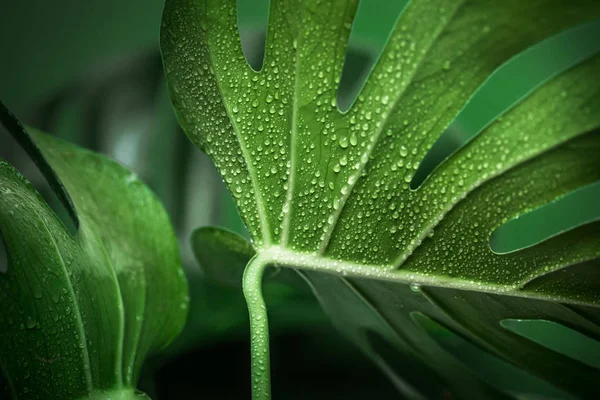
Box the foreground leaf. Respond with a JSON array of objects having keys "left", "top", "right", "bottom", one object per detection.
[
  {"left": 162, "top": 0, "right": 600, "bottom": 398},
  {"left": 0, "top": 105, "right": 189, "bottom": 399}
]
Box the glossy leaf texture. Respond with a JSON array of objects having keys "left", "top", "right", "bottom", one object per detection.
[
  {"left": 0, "top": 105, "right": 189, "bottom": 400},
  {"left": 162, "top": 0, "right": 600, "bottom": 398}
]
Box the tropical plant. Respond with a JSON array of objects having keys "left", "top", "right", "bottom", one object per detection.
[
  {"left": 0, "top": 104, "right": 189, "bottom": 400},
  {"left": 161, "top": 0, "right": 600, "bottom": 399}
]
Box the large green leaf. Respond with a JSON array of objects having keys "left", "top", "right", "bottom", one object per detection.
[
  {"left": 0, "top": 104, "right": 189, "bottom": 399},
  {"left": 161, "top": 0, "right": 600, "bottom": 398}
]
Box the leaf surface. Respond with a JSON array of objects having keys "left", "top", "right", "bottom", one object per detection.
[
  {"left": 0, "top": 105, "right": 189, "bottom": 399},
  {"left": 161, "top": 0, "right": 600, "bottom": 398}
]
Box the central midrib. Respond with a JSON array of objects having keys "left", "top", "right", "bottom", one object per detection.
[{"left": 254, "top": 246, "right": 592, "bottom": 307}]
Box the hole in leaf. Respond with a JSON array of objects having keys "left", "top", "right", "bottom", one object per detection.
[
  {"left": 237, "top": 0, "right": 269, "bottom": 71},
  {"left": 0, "top": 105, "right": 77, "bottom": 236},
  {"left": 337, "top": 0, "right": 409, "bottom": 111},
  {"left": 411, "top": 18, "right": 600, "bottom": 189},
  {"left": 522, "top": 260, "right": 600, "bottom": 304},
  {"left": 413, "top": 313, "right": 573, "bottom": 399},
  {"left": 490, "top": 182, "right": 600, "bottom": 253},
  {"left": 0, "top": 233, "right": 7, "bottom": 273},
  {"left": 501, "top": 319, "right": 600, "bottom": 370},
  {"left": 337, "top": 48, "right": 373, "bottom": 112}
]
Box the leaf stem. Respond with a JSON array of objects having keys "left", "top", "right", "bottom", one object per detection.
[{"left": 243, "top": 255, "right": 271, "bottom": 400}]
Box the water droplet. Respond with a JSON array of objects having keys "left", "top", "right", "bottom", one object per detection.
[
  {"left": 339, "top": 137, "right": 349, "bottom": 149},
  {"left": 409, "top": 283, "right": 421, "bottom": 292}
]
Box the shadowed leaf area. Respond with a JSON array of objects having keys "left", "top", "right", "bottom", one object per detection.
[{"left": 161, "top": 0, "right": 600, "bottom": 398}]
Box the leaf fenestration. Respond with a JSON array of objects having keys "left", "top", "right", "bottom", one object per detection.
[{"left": 162, "top": 0, "right": 600, "bottom": 398}]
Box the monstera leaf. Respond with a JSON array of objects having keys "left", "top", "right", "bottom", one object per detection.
[
  {"left": 161, "top": 0, "right": 600, "bottom": 398},
  {"left": 0, "top": 104, "right": 189, "bottom": 400}
]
